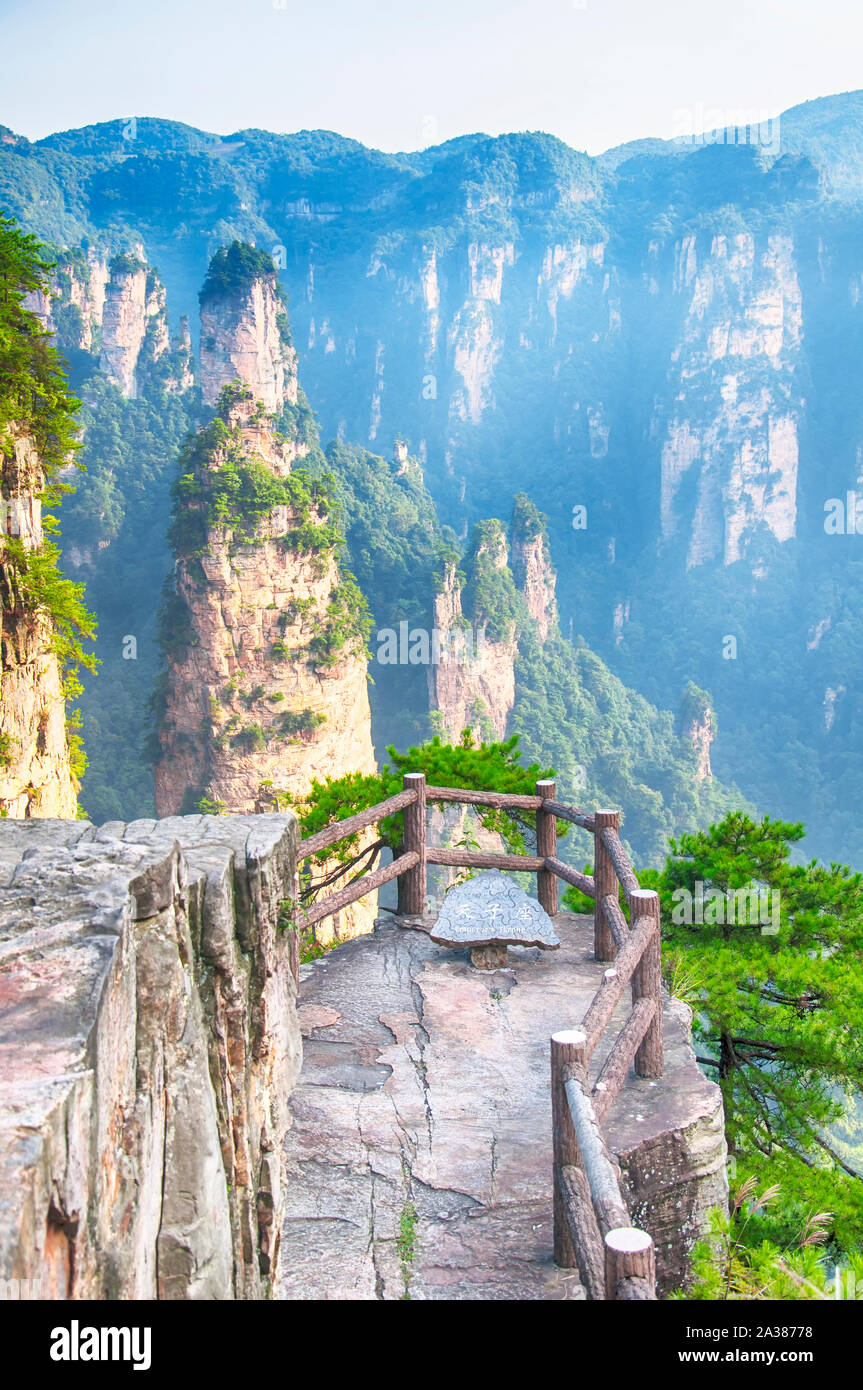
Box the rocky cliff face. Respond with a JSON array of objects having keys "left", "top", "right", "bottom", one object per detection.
[
  {"left": 200, "top": 274, "right": 298, "bottom": 412},
  {"left": 0, "top": 813, "right": 301, "bottom": 1299},
  {"left": 27, "top": 249, "right": 176, "bottom": 399},
  {"left": 156, "top": 253, "right": 377, "bottom": 939},
  {"left": 658, "top": 232, "right": 803, "bottom": 569},
  {"left": 679, "top": 686, "right": 715, "bottom": 782},
  {"left": 425, "top": 506, "right": 558, "bottom": 903},
  {"left": 266, "top": 203, "right": 813, "bottom": 631},
  {"left": 154, "top": 399, "right": 374, "bottom": 818},
  {"left": 333, "top": 229, "right": 611, "bottom": 520},
  {"left": 24, "top": 249, "right": 109, "bottom": 354},
  {"left": 170, "top": 314, "right": 195, "bottom": 393},
  {"left": 429, "top": 501, "right": 558, "bottom": 741},
  {"left": 100, "top": 257, "right": 171, "bottom": 397},
  {"left": 0, "top": 430, "right": 77, "bottom": 818},
  {"left": 682, "top": 708, "right": 714, "bottom": 782},
  {"left": 429, "top": 551, "right": 517, "bottom": 743},
  {"left": 510, "top": 498, "right": 557, "bottom": 641}
]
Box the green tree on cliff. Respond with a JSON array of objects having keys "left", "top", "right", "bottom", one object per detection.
[
  {"left": 273, "top": 730, "right": 554, "bottom": 909},
  {"left": 0, "top": 212, "right": 81, "bottom": 479},
  {"left": 643, "top": 811, "right": 863, "bottom": 1253},
  {"left": 0, "top": 212, "right": 96, "bottom": 763}
]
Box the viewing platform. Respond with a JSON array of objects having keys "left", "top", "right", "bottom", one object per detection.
[{"left": 276, "top": 909, "right": 727, "bottom": 1301}]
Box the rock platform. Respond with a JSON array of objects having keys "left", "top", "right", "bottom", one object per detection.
[{"left": 277, "top": 912, "right": 727, "bottom": 1301}]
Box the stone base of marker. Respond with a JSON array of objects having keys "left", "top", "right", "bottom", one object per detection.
[{"left": 470, "top": 943, "right": 509, "bottom": 970}]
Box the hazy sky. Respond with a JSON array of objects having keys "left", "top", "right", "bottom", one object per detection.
[{"left": 2, "top": 0, "right": 861, "bottom": 154}]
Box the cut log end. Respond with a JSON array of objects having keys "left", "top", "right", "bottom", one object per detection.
[
  {"left": 604, "top": 1225, "right": 656, "bottom": 1299},
  {"left": 605, "top": 1226, "right": 652, "bottom": 1254}
]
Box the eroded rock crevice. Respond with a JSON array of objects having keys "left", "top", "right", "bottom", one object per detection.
[{"left": 0, "top": 813, "right": 301, "bottom": 1299}]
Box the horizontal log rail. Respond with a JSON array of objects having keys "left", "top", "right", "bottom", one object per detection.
[
  {"left": 302, "top": 852, "right": 419, "bottom": 927},
  {"left": 298, "top": 788, "right": 418, "bottom": 860},
  {"left": 540, "top": 799, "right": 596, "bottom": 833},
  {"left": 426, "top": 785, "right": 544, "bottom": 810},
  {"left": 427, "top": 846, "right": 545, "bottom": 872},
  {"left": 545, "top": 856, "right": 596, "bottom": 899}
]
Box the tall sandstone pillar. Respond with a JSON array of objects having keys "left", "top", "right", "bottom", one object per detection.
[{"left": 154, "top": 245, "right": 377, "bottom": 938}]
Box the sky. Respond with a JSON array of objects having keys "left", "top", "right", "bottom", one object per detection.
[{"left": 1, "top": 0, "right": 862, "bottom": 155}]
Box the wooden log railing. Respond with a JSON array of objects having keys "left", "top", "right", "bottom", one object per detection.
[
  {"left": 294, "top": 771, "right": 598, "bottom": 930},
  {"left": 551, "top": 809, "right": 663, "bottom": 1301},
  {"left": 292, "top": 777, "right": 663, "bottom": 1299}
]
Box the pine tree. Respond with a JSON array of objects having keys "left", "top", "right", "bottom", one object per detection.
[{"left": 644, "top": 811, "right": 863, "bottom": 1252}]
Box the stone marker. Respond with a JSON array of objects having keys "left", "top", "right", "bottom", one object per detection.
[{"left": 430, "top": 870, "right": 560, "bottom": 969}]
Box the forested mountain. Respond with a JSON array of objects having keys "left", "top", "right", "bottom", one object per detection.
[
  {"left": 23, "top": 229, "right": 730, "bottom": 861},
  {"left": 5, "top": 89, "right": 863, "bottom": 858}
]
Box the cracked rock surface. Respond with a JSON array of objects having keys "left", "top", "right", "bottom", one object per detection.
[
  {"left": 278, "top": 912, "right": 727, "bottom": 1300},
  {"left": 0, "top": 814, "right": 301, "bottom": 1300}
]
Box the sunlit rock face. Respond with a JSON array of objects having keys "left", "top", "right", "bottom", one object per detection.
[
  {"left": 0, "top": 814, "right": 301, "bottom": 1299},
  {"left": 0, "top": 428, "right": 77, "bottom": 819},
  {"left": 658, "top": 233, "right": 803, "bottom": 569},
  {"left": 155, "top": 251, "right": 377, "bottom": 940},
  {"left": 200, "top": 274, "right": 298, "bottom": 413}
]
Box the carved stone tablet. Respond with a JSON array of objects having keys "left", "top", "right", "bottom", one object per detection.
[{"left": 431, "top": 871, "right": 560, "bottom": 958}]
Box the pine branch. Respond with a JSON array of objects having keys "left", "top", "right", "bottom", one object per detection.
[
  {"left": 810, "top": 1131, "right": 861, "bottom": 1181},
  {"left": 300, "top": 838, "right": 384, "bottom": 900}
]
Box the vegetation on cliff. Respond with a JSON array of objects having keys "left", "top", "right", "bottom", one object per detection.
[
  {"left": 676, "top": 1178, "right": 863, "bottom": 1300},
  {"left": 170, "top": 424, "right": 340, "bottom": 560},
  {"left": 0, "top": 214, "right": 80, "bottom": 478},
  {"left": 0, "top": 213, "right": 97, "bottom": 783},
  {"left": 643, "top": 811, "right": 863, "bottom": 1259},
  {"left": 509, "top": 492, "right": 553, "bottom": 584},
  {"left": 462, "top": 519, "right": 526, "bottom": 644},
  {"left": 513, "top": 628, "right": 743, "bottom": 864},
  {"left": 198, "top": 241, "right": 280, "bottom": 306}
]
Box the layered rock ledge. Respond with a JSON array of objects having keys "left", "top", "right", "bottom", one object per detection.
[
  {"left": 0, "top": 814, "right": 301, "bottom": 1300},
  {"left": 278, "top": 913, "right": 727, "bottom": 1300}
]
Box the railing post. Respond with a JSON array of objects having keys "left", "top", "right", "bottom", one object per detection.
[
  {"left": 551, "top": 1028, "right": 587, "bottom": 1267},
  {"left": 399, "top": 772, "right": 426, "bottom": 917},
  {"left": 604, "top": 1227, "right": 656, "bottom": 1299},
  {"left": 630, "top": 888, "right": 663, "bottom": 1078},
  {"left": 593, "top": 809, "right": 619, "bottom": 962},
  {"left": 536, "top": 778, "right": 557, "bottom": 916}
]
